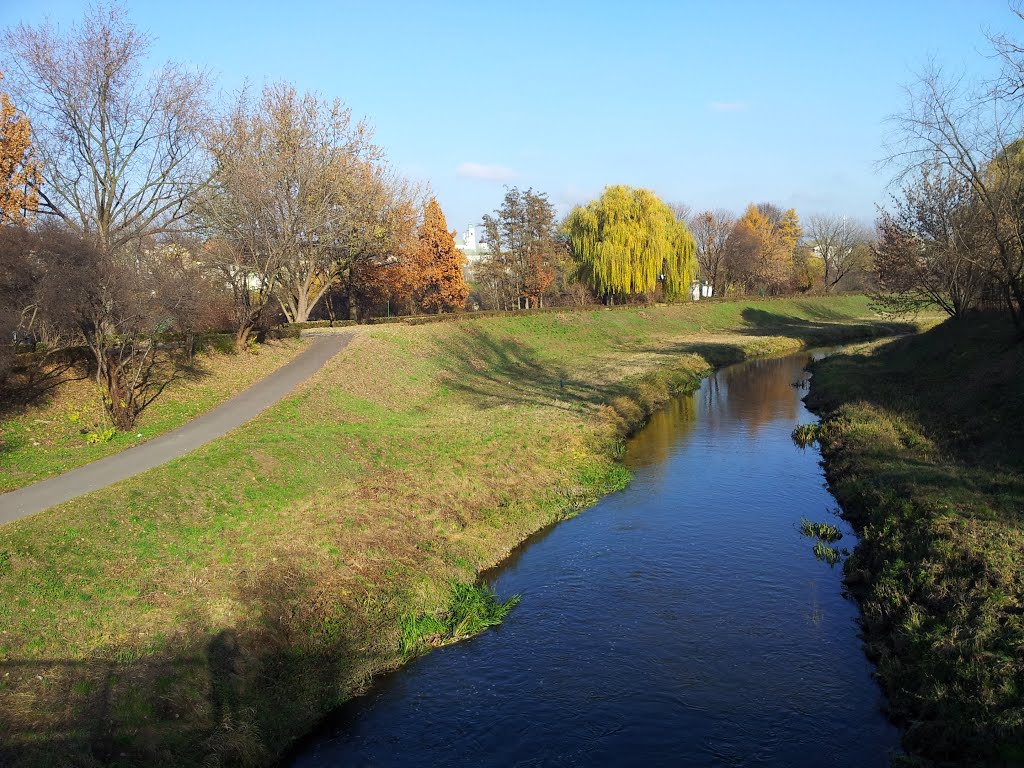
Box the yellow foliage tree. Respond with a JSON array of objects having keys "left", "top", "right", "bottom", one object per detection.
[
  {"left": 0, "top": 72, "right": 39, "bottom": 225},
  {"left": 566, "top": 185, "right": 697, "bottom": 302}
]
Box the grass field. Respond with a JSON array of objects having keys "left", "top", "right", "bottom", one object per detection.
[
  {"left": 805, "top": 315, "right": 1024, "bottom": 766},
  {"left": 0, "top": 296, "right": 915, "bottom": 767},
  {"left": 0, "top": 338, "right": 307, "bottom": 492}
]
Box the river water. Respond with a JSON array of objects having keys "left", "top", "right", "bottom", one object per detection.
[{"left": 292, "top": 351, "right": 901, "bottom": 767}]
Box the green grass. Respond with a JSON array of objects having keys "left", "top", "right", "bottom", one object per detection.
[
  {"left": 0, "top": 295, "right": 914, "bottom": 767},
  {"left": 0, "top": 338, "right": 307, "bottom": 491},
  {"left": 400, "top": 581, "right": 520, "bottom": 657},
  {"left": 806, "top": 313, "right": 1024, "bottom": 766}
]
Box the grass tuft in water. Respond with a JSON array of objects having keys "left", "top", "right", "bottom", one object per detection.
[
  {"left": 812, "top": 541, "right": 842, "bottom": 566},
  {"left": 399, "top": 581, "right": 520, "bottom": 657},
  {"left": 799, "top": 517, "right": 843, "bottom": 543},
  {"left": 791, "top": 423, "right": 821, "bottom": 448}
]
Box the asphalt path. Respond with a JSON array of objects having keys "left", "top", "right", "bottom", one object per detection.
[{"left": 0, "top": 333, "right": 351, "bottom": 524}]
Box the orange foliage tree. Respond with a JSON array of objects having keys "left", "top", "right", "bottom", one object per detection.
[
  {"left": 726, "top": 203, "right": 801, "bottom": 294},
  {"left": 0, "top": 72, "right": 39, "bottom": 225},
  {"left": 411, "top": 198, "right": 469, "bottom": 313}
]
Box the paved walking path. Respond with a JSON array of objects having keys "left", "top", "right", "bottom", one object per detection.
[{"left": 0, "top": 333, "right": 352, "bottom": 524}]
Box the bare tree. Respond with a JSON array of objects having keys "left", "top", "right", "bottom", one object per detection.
[
  {"left": 2, "top": 4, "right": 212, "bottom": 255},
  {"left": 689, "top": 209, "right": 734, "bottom": 296},
  {"left": 155, "top": 234, "right": 234, "bottom": 360},
  {"left": 30, "top": 227, "right": 197, "bottom": 429},
  {"left": 668, "top": 202, "right": 692, "bottom": 224},
  {"left": 806, "top": 214, "right": 872, "bottom": 292},
  {"left": 202, "top": 82, "right": 419, "bottom": 333},
  {"left": 0, "top": 225, "right": 38, "bottom": 387},
  {"left": 887, "top": 61, "right": 1024, "bottom": 326},
  {"left": 2, "top": 5, "right": 214, "bottom": 422},
  {"left": 989, "top": 2, "right": 1024, "bottom": 99},
  {"left": 874, "top": 163, "right": 993, "bottom": 318},
  {"left": 336, "top": 165, "right": 422, "bottom": 319}
]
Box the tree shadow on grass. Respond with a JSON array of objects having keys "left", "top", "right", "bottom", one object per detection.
[
  {"left": 630, "top": 340, "right": 757, "bottom": 369},
  {"left": 431, "top": 315, "right": 912, "bottom": 415},
  {"left": 0, "top": 344, "right": 216, "bottom": 429},
  {"left": 433, "top": 327, "right": 609, "bottom": 412},
  {"left": 790, "top": 300, "right": 864, "bottom": 322},
  {"left": 739, "top": 308, "right": 916, "bottom": 346},
  {"left": 0, "top": 351, "right": 91, "bottom": 422},
  {"left": 0, "top": 550, "right": 391, "bottom": 767},
  {"left": 809, "top": 316, "right": 1024, "bottom": 475},
  {"left": 862, "top": 455, "right": 1024, "bottom": 517}
]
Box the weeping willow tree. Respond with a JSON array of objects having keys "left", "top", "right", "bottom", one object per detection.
[{"left": 566, "top": 185, "right": 697, "bottom": 302}]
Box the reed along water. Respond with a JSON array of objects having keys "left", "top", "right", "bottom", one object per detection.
[{"left": 292, "top": 350, "right": 901, "bottom": 767}]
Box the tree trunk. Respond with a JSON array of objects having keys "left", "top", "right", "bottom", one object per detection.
[
  {"left": 235, "top": 323, "right": 253, "bottom": 354},
  {"left": 326, "top": 293, "right": 336, "bottom": 327},
  {"left": 293, "top": 292, "right": 310, "bottom": 323},
  {"left": 1008, "top": 278, "right": 1024, "bottom": 331},
  {"left": 344, "top": 277, "right": 357, "bottom": 321},
  {"left": 100, "top": 352, "right": 136, "bottom": 430}
]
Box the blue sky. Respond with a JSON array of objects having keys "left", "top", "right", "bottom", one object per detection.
[{"left": 1, "top": 1, "right": 1018, "bottom": 234}]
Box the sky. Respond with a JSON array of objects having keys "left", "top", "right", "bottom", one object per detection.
[{"left": 1, "top": 1, "right": 1020, "bottom": 235}]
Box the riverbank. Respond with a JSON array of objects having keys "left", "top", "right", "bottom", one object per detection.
[
  {"left": 805, "top": 314, "right": 1024, "bottom": 767},
  {"left": 0, "top": 296, "right": 914, "bottom": 767}
]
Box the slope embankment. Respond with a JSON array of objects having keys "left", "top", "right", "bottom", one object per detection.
[
  {"left": 805, "top": 314, "right": 1024, "bottom": 767},
  {"left": 0, "top": 296, "right": 915, "bottom": 767}
]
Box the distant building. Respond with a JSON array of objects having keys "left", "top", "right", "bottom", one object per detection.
[{"left": 455, "top": 225, "right": 491, "bottom": 263}]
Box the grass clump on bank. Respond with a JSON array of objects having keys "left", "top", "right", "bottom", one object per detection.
[
  {"left": 806, "top": 313, "right": 1024, "bottom": 766},
  {"left": 400, "top": 582, "right": 519, "bottom": 657},
  {"left": 0, "top": 296, "right": 915, "bottom": 767}
]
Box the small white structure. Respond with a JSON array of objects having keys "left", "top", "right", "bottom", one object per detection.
[{"left": 690, "top": 281, "right": 713, "bottom": 301}]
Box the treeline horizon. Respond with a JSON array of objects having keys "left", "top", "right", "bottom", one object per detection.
[{"left": 2, "top": 3, "right": 1023, "bottom": 432}]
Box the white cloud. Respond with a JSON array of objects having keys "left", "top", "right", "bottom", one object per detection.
[
  {"left": 709, "top": 101, "right": 746, "bottom": 113},
  {"left": 456, "top": 162, "right": 519, "bottom": 182}
]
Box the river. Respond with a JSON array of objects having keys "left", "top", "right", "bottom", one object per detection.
[{"left": 291, "top": 350, "right": 901, "bottom": 767}]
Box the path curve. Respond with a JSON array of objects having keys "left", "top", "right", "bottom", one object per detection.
[{"left": 0, "top": 333, "right": 351, "bottom": 524}]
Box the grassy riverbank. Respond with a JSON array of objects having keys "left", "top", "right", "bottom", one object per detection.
[
  {"left": 0, "top": 338, "right": 307, "bottom": 492},
  {"left": 805, "top": 315, "right": 1024, "bottom": 767},
  {"left": 0, "top": 296, "right": 913, "bottom": 767}
]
